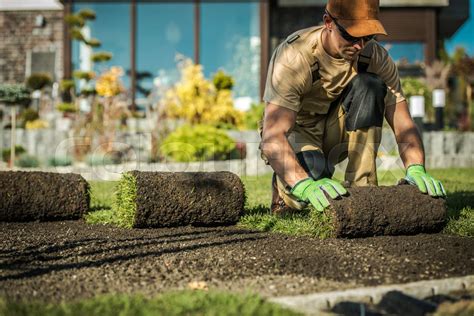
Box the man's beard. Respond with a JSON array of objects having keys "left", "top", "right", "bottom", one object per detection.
[{"left": 340, "top": 48, "right": 360, "bottom": 62}]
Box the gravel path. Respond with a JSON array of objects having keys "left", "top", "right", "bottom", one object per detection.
[{"left": 0, "top": 221, "right": 473, "bottom": 302}]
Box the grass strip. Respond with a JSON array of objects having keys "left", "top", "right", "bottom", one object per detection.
[
  {"left": 443, "top": 207, "right": 474, "bottom": 237},
  {"left": 113, "top": 172, "right": 137, "bottom": 228},
  {"left": 84, "top": 209, "right": 117, "bottom": 226},
  {"left": 430, "top": 169, "right": 474, "bottom": 237},
  {"left": 0, "top": 290, "right": 301, "bottom": 316},
  {"left": 88, "top": 181, "right": 117, "bottom": 212},
  {"left": 239, "top": 205, "right": 334, "bottom": 239},
  {"left": 86, "top": 173, "right": 137, "bottom": 228}
]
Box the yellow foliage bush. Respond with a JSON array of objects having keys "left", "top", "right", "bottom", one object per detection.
[
  {"left": 25, "top": 119, "right": 49, "bottom": 129},
  {"left": 162, "top": 58, "right": 244, "bottom": 129},
  {"left": 95, "top": 66, "right": 125, "bottom": 97}
]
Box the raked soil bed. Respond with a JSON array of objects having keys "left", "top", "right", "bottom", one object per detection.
[{"left": 0, "top": 221, "right": 473, "bottom": 303}]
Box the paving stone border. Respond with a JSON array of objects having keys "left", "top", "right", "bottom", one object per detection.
[{"left": 270, "top": 275, "right": 474, "bottom": 314}]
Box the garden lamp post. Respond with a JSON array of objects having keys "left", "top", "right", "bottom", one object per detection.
[
  {"left": 433, "top": 89, "right": 446, "bottom": 131},
  {"left": 9, "top": 105, "right": 17, "bottom": 168},
  {"left": 0, "top": 84, "right": 31, "bottom": 169},
  {"left": 409, "top": 95, "right": 425, "bottom": 136}
]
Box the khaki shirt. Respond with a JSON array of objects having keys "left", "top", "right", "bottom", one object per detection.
[{"left": 263, "top": 26, "right": 405, "bottom": 119}]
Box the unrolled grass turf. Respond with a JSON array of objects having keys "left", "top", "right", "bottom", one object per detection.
[
  {"left": 113, "top": 171, "right": 245, "bottom": 228},
  {"left": 0, "top": 171, "right": 89, "bottom": 222}
]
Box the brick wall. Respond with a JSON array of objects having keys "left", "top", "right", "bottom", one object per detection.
[{"left": 0, "top": 10, "right": 63, "bottom": 84}]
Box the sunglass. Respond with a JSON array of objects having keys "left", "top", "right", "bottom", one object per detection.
[{"left": 326, "top": 11, "right": 375, "bottom": 44}]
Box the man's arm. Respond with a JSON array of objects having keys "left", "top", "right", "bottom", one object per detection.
[
  {"left": 262, "top": 103, "right": 348, "bottom": 210},
  {"left": 261, "top": 103, "right": 308, "bottom": 187},
  {"left": 385, "top": 100, "right": 446, "bottom": 196},
  {"left": 384, "top": 100, "right": 424, "bottom": 167}
]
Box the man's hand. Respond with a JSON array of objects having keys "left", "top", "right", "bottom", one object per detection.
[
  {"left": 405, "top": 164, "right": 446, "bottom": 197},
  {"left": 291, "top": 178, "right": 347, "bottom": 212}
]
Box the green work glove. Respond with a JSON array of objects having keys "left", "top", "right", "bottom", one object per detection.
[
  {"left": 291, "top": 178, "right": 347, "bottom": 212},
  {"left": 405, "top": 164, "right": 446, "bottom": 197}
]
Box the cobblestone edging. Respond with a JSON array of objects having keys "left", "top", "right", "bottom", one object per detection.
[{"left": 270, "top": 275, "right": 474, "bottom": 315}]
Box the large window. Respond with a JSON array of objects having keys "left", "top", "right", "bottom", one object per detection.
[
  {"left": 137, "top": 3, "right": 194, "bottom": 100},
  {"left": 71, "top": 1, "right": 263, "bottom": 105},
  {"left": 380, "top": 42, "right": 425, "bottom": 65},
  {"left": 200, "top": 2, "right": 260, "bottom": 103},
  {"left": 72, "top": 3, "right": 131, "bottom": 89}
]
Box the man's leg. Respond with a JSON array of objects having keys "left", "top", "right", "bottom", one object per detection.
[
  {"left": 272, "top": 116, "right": 333, "bottom": 212},
  {"left": 258, "top": 118, "right": 301, "bottom": 213},
  {"left": 273, "top": 148, "right": 335, "bottom": 212},
  {"left": 323, "top": 72, "right": 386, "bottom": 186},
  {"left": 345, "top": 127, "right": 382, "bottom": 186}
]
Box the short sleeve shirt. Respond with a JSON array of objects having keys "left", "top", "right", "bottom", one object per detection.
[{"left": 263, "top": 26, "right": 405, "bottom": 118}]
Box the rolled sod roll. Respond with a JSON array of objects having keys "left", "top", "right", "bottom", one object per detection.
[
  {"left": 0, "top": 171, "right": 89, "bottom": 222},
  {"left": 329, "top": 185, "right": 447, "bottom": 238},
  {"left": 115, "top": 171, "right": 245, "bottom": 228}
]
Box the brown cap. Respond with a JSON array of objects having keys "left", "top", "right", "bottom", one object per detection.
[{"left": 326, "top": 0, "right": 387, "bottom": 37}]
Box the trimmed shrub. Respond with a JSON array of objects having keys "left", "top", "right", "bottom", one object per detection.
[
  {"left": 20, "top": 108, "right": 39, "bottom": 126},
  {"left": 77, "top": 8, "right": 96, "bottom": 20},
  {"left": 73, "top": 70, "right": 95, "bottom": 81},
  {"left": 57, "top": 102, "right": 78, "bottom": 113},
  {"left": 0, "top": 84, "right": 31, "bottom": 106},
  {"left": 60, "top": 79, "right": 75, "bottom": 92},
  {"left": 48, "top": 156, "right": 73, "bottom": 167},
  {"left": 2, "top": 146, "right": 26, "bottom": 162},
  {"left": 17, "top": 154, "right": 40, "bottom": 168},
  {"left": 64, "top": 14, "right": 85, "bottom": 27},
  {"left": 161, "top": 124, "right": 236, "bottom": 162},
  {"left": 69, "top": 28, "right": 85, "bottom": 41},
  {"left": 86, "top": 153, "right": 114, "bottom": 166},
  {"left": 213, "top": 69, "right": 234, "bottom": 91},
  {"left": 92, "top": 52, "right": 113, "bottom": 63},
  {"left": 85, "top": 38, "right": 101, "bottom": 48},
  {"left": 26, "top": 73, "right": 52, "bottom": 90},
  {"left": 80, "top": 87, "right": 96, "bottom": 96}
]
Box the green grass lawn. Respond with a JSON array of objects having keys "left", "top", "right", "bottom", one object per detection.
[
  {"left": 0, "top": 291, "right": 301, "bottom": 316},
  {"left": 87, "top": 168, "right": 474, "bottom": 238}
]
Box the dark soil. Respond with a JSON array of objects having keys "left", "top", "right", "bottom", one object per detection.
[
  {"left": 133, "top": 171, "right": 244, "bottom": 227},
  {"left": 331, "top": 185, "right": 447, "bottom": 237},
  {"left": 0, "top": 221, "right": 473, "bottom": 303},
  {"left": 0, "top": 171, "right": 89, "bottom": 222}
]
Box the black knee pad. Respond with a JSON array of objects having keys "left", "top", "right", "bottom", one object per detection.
[
  {"left": 341, "top": 72, "right": 387, "bottom": 131},
  {"left": 296, "top": 150, "right": 335, "bottom": 181}
]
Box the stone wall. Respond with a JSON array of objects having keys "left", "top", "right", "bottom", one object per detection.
[
  {"left": 0, "top": 10, "right": 64, "bottom": 84},
  {"left": 1, "top": 129, "right": 473, "bottom": 180}
]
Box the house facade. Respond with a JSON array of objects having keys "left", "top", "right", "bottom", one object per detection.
[{"left": 0, "top": 0, "right": 64, "bottom": 84}]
